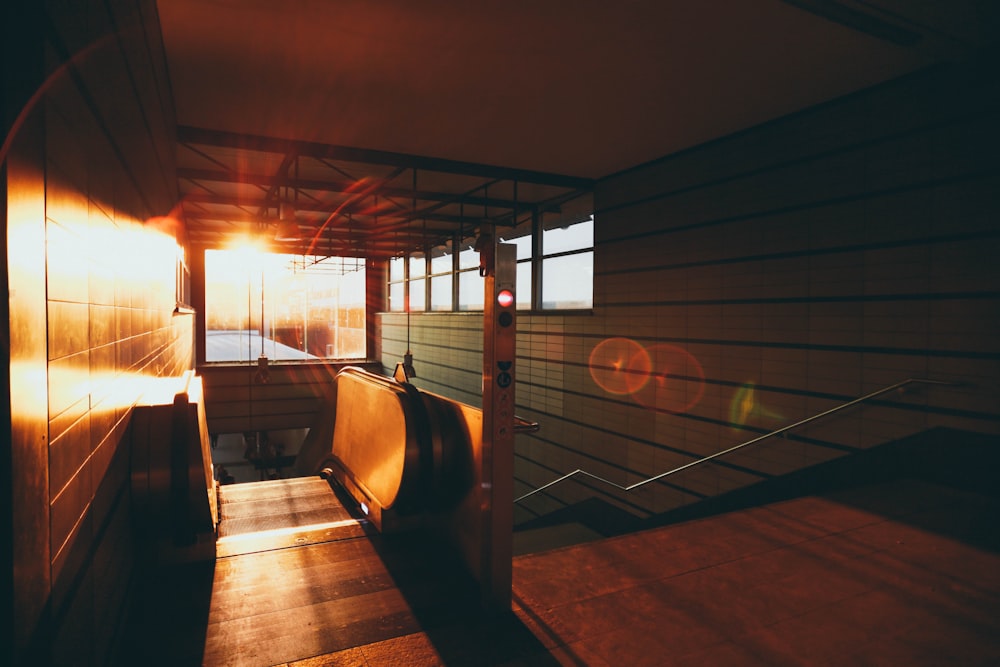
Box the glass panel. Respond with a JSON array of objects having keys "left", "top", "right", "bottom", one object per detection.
[
  {"left": 409, "top": 278, "right": 426, "bottom": 312},
  {"left": 409, "top": 252, "right": 426, "bottom": 279},
  {"left": 430, "top": 274, "right": 453, "bottom": 311},
  {"left": 458, "top": 242, "right": 480, "bottom": 270},
  {"left": 430, "top": 246, "right": 452, "bottom": 275},
  {"left": 205, "top": 250, "right": 366, "bottom": 361},
  {"left": 516, "top": 260, "right": 532, "bottom": 310},
  {"left": 388, "top": 281, "right": 404, "bottom": 312},
  {"left": 499, "top": 221, "right": 533, "bottom": 260},
  {"left": 389, "top": 256, "right": 404, "bottom": 282},
  {"left": 543, "top": 216, "right": 593, "bottom": 255},
  {"left": 542, "top": 251, "right": 593, "bottom": 309},
  {"left": 458, "top": 269, "right": 484, "bottom": 311}
]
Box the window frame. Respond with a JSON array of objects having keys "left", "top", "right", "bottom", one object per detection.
[{"left": 384, "top": 211, "right": 594, "bottom": 315}]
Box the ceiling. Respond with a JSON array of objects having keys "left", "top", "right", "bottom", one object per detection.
[{"left": 157, "top": 0, "right": 995, "bottom": 257}]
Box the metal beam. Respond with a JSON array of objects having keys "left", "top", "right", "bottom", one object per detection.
[
  {"left": 178, "top": 125, "right": 596, "bottom": 190},
  {"left": 180, "top": 195, "right": 509, "bottom": 227},
  {"left": 178, "top": 167, "right": 532, "bottom": 211}
]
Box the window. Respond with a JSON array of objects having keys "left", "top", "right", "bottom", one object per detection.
[
  {"left": 384, "top": 205, "right": 594, "bottom": 313},
  {"left": 498, "top": 219, "right": 533, "bottom": 310},
  {"left": 429, "top": 245, "right": 454, "bottom": 311},
  {"left": 457, "top": 238, "right": 484, "bottom": 311},
  {"left": 388, "top": 256, "right": 405, "bottom": 312},
  {"left": 541, "top": 216, "right": 593, "bottom": 309},
  {"left": 205, "top": 249, "right": 366, "bottom": 362},
  {"left": 408, "top": 252, "right": 426, "bottom": 312},
  {"left": 175, "top": 241, "right": 194, "bottom": 312}
]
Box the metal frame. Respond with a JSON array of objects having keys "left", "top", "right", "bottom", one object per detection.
[{"left": 176, "top": 126, "right": 595, "bottom": 258}]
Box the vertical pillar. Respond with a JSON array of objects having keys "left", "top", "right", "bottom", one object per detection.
[{"left": 480, "top": 241, "right": 517, "bottom": 611}]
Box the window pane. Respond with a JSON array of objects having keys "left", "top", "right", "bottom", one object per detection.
[
  {"left": 458, "top": 269, "right": 484, "bottom": 311},
  {"left": 430, "top": 274, "right": 453, "bottom": 311},
  {"left": 542, "top": 251, "right": 593, "bottom": 309},
  {"left": 388, "top": 281, "right": 404, "bottom": 312},
  {"left": 409, "top": 278, "right": 426, "bottom": 311},
  {"left": 499, "top": 222, "right": 533, "bottom": 261},
  {"left": 389, "top": 256, "right": 404, "bottom": 282},
  {"left": 516, "top": 261, "right": 532, "bottom": 309},
  {"left": 543, "top": 217, "right": 593, "bottom": 255},
  {"left": 205, "top": 250, "right": 366, "bottom": 361},
  {"left": 458, "top": 243, "right": 480, "bottom": 270},
  {"left": 409, "top": 253, "right": 426, "bottom": 279},
  {"left": 430, "top": 246, "right": 452, "bottom": 275}
]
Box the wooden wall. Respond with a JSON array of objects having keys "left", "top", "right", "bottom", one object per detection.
[{"left": 198, "top": 361, "right": 380, "bottom": 435}]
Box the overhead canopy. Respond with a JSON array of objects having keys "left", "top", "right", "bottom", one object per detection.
[{"left": 157, "top": 0, "right": 997, "bottom": 257}]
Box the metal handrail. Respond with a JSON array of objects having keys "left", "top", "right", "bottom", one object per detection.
[{"left": 514, "top": 377, "right": 952, "bottom": 504}]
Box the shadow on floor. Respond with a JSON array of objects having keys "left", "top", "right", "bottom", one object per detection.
[
  {"left": 338, "top": 484, "right": 564, "bottom": 666},
  {"left": 121, "top": 558, "right": 216, "bottom": 666},
  {"left": 515, "top": 426, "right": 1000, "bottom": 554}
]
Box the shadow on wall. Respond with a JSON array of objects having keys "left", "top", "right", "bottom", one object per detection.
[{"left": 588, "top": 337, "right": 786, "bottom": 430}]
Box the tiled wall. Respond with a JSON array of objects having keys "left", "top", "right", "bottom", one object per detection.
[
  {"left": 6, "top": 2, "right": 190, "bottom": 663},
  {"left": 381, "top": 59, "right": 1000, "bottom": 526}
]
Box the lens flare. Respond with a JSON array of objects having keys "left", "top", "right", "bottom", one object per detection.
[
  {"left": 630, "top": 343, "right": 706, "bottom": 413},
  {"left": 588, "top": 337, "right": 650, "bottom": 395},
  {"left": 728, "top": 382, "right": 784, "bottom": 429}
]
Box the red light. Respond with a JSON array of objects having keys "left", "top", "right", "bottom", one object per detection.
[{"left": 497, "top": 289, "right": 514, "bottom": 308}]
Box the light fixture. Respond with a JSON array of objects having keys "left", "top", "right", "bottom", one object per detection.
[{"left": 274, "top": 202, "right": 299, "bottom": 241}]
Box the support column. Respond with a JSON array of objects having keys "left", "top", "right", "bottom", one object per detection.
[{"left": 479, "top": 239, "right": 517, "bottom": 611}]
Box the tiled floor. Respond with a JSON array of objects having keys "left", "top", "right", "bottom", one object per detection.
[{"left": 129, "top": 477, "right": 1000, "bottom": 666}]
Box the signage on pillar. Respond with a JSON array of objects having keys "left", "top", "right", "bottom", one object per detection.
[
  {"left": 492, "top": 245, "right": 516, "bottom": 442},
  {"left": 497, "top": 361, "right": 512, "bottom": 388},
  {"left": 479, "top": 239, "right": 517, "bottom": 611}
]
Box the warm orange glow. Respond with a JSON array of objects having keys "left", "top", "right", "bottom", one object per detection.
[
  {"left": 590, "top": 338, "right": 705, "bottom": 413},
  {"left": 630, "top": 343, "right": 705, "bottom": 414},
  {"left": 306, "top": 176, "right": 384, "bottom": 256},
  {"left": 589, "top": 337, "right": 650, "bottom": 395}
]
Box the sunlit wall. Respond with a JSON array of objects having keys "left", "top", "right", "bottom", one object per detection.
[{"left": 4, "top": 1, "right": 190, "bottom": 664}]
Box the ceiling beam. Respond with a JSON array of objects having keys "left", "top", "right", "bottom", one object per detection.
[
  {"left": 178, "top": 125, "right": 596, "bottom": 190},
  {"left": 177, "top": 167, "right": 533, "bottom": 211},
  {"left": 180, "top": 195, "right": 515, "bottom": 227}
]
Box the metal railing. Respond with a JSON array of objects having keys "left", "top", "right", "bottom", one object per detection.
[{"left": 514, "top": 377, "right": 952, "bottom": 504}]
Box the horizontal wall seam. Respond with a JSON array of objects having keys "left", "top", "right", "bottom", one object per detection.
[
  {"left": 597, "top": 229, "right": 1000, "bottom": 277},
  {"left": 599, "top": 99, "right": 998, "bottom": 210},
  {"left": 517, "top": 375, "right": 998, "bottom": 425},
  {"left": 599, "top": 291, "right": 1000, "bottom": 307},
  {"left": 517, "top": 335, "right": 1000, "bottom": 361},
  {"left": 598, "top": 167, "right": 1000, "bottom": 246},
  {"left": 601, "top": 62, "right": 977, "bottom": 182}
]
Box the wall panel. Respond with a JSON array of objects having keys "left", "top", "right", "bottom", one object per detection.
[
  {"left": 381, "top": 60, "right": 1000, "bottom": 532},
  {"left": 5, "top": 1, "right": 190, "bottom": 664}
]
